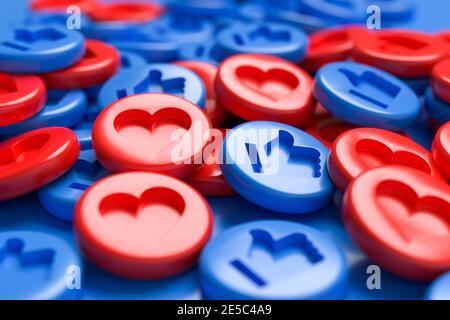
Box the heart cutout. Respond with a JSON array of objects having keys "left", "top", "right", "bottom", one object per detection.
[
  {"left": 99, "top": 187, "right": 185, "bottom": 241},
  {"left": 376, "top": 180, "right": 450, "bottom": 241},
  {"left": 355, "top": 139, "right": 431, "bottom": 174},
  {"left": 0, "top": 74, "right": 18, "bottom": 95},
  {"left": 0, "top": 133, "right": 50, "bottom": 167},
  {"left": 114, "top": 108, "right": 192, "bottom": 153},
  {"left": 236, "top": 66, "right": 299, "bottom": 101}
]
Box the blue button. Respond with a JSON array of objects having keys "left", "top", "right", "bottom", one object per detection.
[
  {"left": 0, "top": 231, "right": 82, "bottom": 299},
  {"left": 425, "top": 271, "right": 450, "bottom": 300},
  {"left": 38, "top": 128, "right": 109, "bottom": 222},
  {"left": 0, "top": 25, "right": 85, "bottom": 73},
  {"left": 0, "top": 90, "right": 87, "bottom": 136},
  {"left": 424, "top": 86, "right": 450, "bottom": 124},
  {"left": 299, "top": 0, "right": 366, "bottom": 23},
  {"left": 170, "top": 0, "right": 236, "bottom": 17},
  {"left": 364, "top": 0, "right": 415, "bottom": 21},
  {"left": 177, "top": 40, "right": 222, "bottom": 65},
  {"left": 24, "top": 11, "right": 91, "bottom": 29},
  {"left": 221, "top": 121, "right": 335, "bottom": 214},
  {"left": 314, "top": 62, "right": 420, "bottom": 131},
  {"left": 200, "top": 220, "right": 348, "bottom": 299},
  {"left": 98, "top": 63, "right": 206, "bottom": 109},
  {"left": 83, "top": 21, "right": 144, "bottom": 42},
  {"left": 108, "top": 15, "right": 214, "bottom": 63},
  {"left": 216, "top": 22, "right": 308, "bottom": 63}
]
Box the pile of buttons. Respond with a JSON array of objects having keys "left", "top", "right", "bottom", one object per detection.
[{"left": 0, "top": 0, "right": 449, "bottom": 300}]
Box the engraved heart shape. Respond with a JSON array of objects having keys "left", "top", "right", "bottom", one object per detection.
[{"left": 0, "top": 133, "right": 49, "bottom": 167}]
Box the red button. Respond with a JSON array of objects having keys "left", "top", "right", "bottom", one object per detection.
[
  {"left": 303, "top": 105, "right": 355, "bottom": 149},
  {"left": 301, "top": 26, "right": 357, "bottom": 74},
  {"left": 432, "top": 121, "right": 450, "bottom": 179},
  {"left": 0, "top": 127, "right": 79, "bottom": 201},
  {"left": 432, "top": 58, "right": 450, "bottom": 104},
  {"left": 352, "top": 29, "right": 449, "bottom": 78},
  {"left": 92, "top": 93, "right": 212, "bottom": 178},
  {"left": 41, "top": 40, "right": 120, "bottom": 90},
  {"left": 343, "top": 165, "right": 450, "bottom": 281},
  {"left": 74, "top": 171, "right": 213, "bottom": 279},
  {"left": 216, "top": 54, "right": 315, "bottom": 125},
  {"left": 31, "top": 0, "right": 97, "bottom": 13},
  {"left": 328, "top": 128, "right": 445, "bottom": 191},
  {"left": 185, "top": 128, "right": 236, "bottom": 197},
  {"left": 437, "top": 31, "right": 450, "bottom": 53},
  {"left": 89, "top": 2, "right": 164, "bottom": 23},
  {"left": 174, "top": 61, "right": 229, "bottom": 127},
  {"left": 0, "top": 73, "right": 46, "bottom": 126}
]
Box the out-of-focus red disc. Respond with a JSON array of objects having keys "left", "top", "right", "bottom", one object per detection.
[
  {"left": 31, "top": 0, "right": 97, "bottom": 13},
  {"left": 432, "top": 121, "right": 450, "bottom": 179},
  {"left": 343, "top": 165, "right": 450, "bottom": 281},
  {"left": 432, "top": 58, "right": 450, "bottom": 103},
  {"left": 74, "top": 171, "right": 213, "bottom": 279},
  {"left": 328, "top": 127, "right": 445, "bottom": 191},
  {"left": 89, "top": 2, "right": 164, "bottom": 23}
]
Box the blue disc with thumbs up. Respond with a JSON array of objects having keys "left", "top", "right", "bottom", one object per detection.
[
  {"left": 0, "top": 24, "right": 85, "bottom": 73},
  {"left": 221, "top": 121, "right": 335, "bottom": 214},
  {"left": 0, "top": 90, "right": 86, "bottom": 137},
  {"left": 38, "top": 128, "right": 109, "bottom": 222},
  {"left": 314, "top": 62, "right": 420, "bottom": 131},
  {"left": 0, "top": 231, "right": 82, "bottom": 300},
  {"left": 200, "top": 220, "right": 348, "bottom": 299},
  {"left": 216, "top": 22, "right": 308, "bottom": 63},
  {"left": 425, "top": 271, "right": 450, "bottom": 300},
  {"left": 98, "top": 63, "right": 206, "bottom": 109}
]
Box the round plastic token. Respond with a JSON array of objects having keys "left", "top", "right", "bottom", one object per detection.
[
  {"left": 0, "top": 231, "right": 82, "bottom": 300},
  {"left": 216, "top": 54, "right": 314, "bottom": 125},
  {"left": 174, "top": 60, "right": 229, "bottom": 126},
  {"left": 366, "top": 0, "right": 415, "bottom": 21},
  {"left": 352, "top": 29, "right": 449, "bottom": 78},
  {"left": 343, "top": 165, "right": 450, "bottom": 281},
  {"left": 199, "top": 220, "right": 348, "bottom": 299},
  {"left": 215, "top": 22, "right": 308, "bottom": 63},
  {"left": 0, "top": 127, "right": 79, "bottom": 201},
  {"left": 0, "top": 73, "right": 46, "bottom": 126},
  {"left": 425, "top": 272, "right": 450, "bottom": 300},
  {"left": 74, "top": 171, "right": 213, "bottom": 280},
  {"left": 31, "top": 0, "right": 96, "bottom": 13},
  {"left": 93, "top": 93, "right": 212, "bottom": 178},
  {"left": 41, "top": 40, "right": 120, "bottom": 90},
  {"left": 328, "top": 128, "right": 445, "bottom": 191},
  {"left": 432, "top": 121, "right": 450, "bottom": 179},
  {"left": 185, "top": 128, "right": 236, "bottom": 197},
  {"left": 0, "top": 90, "right": 86, "bottom": 136},
  {"left": 98, "top": 63, "right": 206, "bottom": 109},
  {"left": 432, "top": 58, "right": 450, "bottom": 104},
  {"left": 424, "top": 86, "right": 450, "bottom": 124},
  {"left": 300, "top": 0, "right": 366, "bottom": 23},
  {"left": 0, "top": 25, "right": 85, "bottom": 73},
  {"left": 221, "top": 121, "right": 335, "bottom": 214},
  {"left": 301, "top": 26, "right": 356, "bottom": 73},
  {"left": 88, "top": 2, "right": 164, "bottom": 23},
  {"left": 314, "top": 62, "right": 420, "bottom": 131}
]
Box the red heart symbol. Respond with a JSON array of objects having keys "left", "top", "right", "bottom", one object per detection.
[
  {"left": 0, "top": 133, "right": 49, "bottom": 167},
  {"left": 236, "top": 66, "right": 299, "bottom": 101},
  {"left": 99, "top": 187, "right": 185, "bottom": 242},
  {"left": 0, "top": 73, "right": 18, "bottom": 95},
  {"left": 376, "top": 180, "right": 450, "bottom": 242},
  {"left": 114, "top": 108, "right": 192, "bottom": 153},
  {"left": 355, "top": 139, "right": 432, "bottom": 173}
]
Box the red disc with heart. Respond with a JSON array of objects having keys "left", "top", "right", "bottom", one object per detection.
[
  {"left": 328, "top": 128, "right": 445, "bottom": 191},
  {"left": 343, "top": 165, "right": 450, "bottom": 281},
  {"left": 352, "top": 29, "right": 449, "bottom": 78},
  {"left": 301, "top": 26, "right": 357, "bottom": 73},
  {"left": 174, "top": 61, "right": 229, "bottom": 127},
  {"left": 92, "top": 93, "right": 212, "bottom": 178},
  {"left": 0, "top": 73, "right": 46, "bottom": 126},
  {"left": 432, "top": 121, "right": 450, "bottom": 179},
  {"left": 89, "top": 2, "right": 163, "bottom": 23},
  {"left": 185, "top": 128, "right": 236, "bottom": 196},
  {"left": 41, "top": 40, "right": 120, "bottom": 90},
  {"left": 437, "top": 31, "right": 450, "bottom": 52},
  {"left": 31, "top": 0, "right": 97, "bottom": 13},
  {"left": 432, "top": 58, "right": 450, "bottom": 104},
  {"left": 74, "top": 171, "right": 213, "bottom": 279},
  {"left": 0, "top": 127, "right": 79, "bottom": 201},
  {"left": 303, "top": 105, "right": 355, "bottom": 149},
  {"left": 216, "top": 54, "right": 315, "bottom": 125}
]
